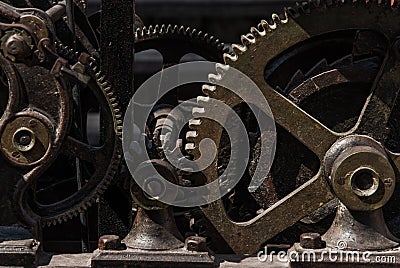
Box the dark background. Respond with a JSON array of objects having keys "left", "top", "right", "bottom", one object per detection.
[{"left": 89, "top": 0, "right": 296, "bottom": 43}]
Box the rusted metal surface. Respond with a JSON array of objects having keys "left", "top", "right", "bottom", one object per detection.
[
  {"left": 188, "top": 0, "right": 400, "bottom": 254},
  {"left": 91, "top": 248, "right": 216, "bottom": 268},
  {"left": 124, "top": 208, "right": 184, "bottom": 250},
  {"left": 98, "top": 235, "right": 122, "bottom": 251}
]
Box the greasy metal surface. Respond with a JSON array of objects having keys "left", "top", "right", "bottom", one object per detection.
[{"left": 188, "top": 0, "right": 400, "bottom": 254}]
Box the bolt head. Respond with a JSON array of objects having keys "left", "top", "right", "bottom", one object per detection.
[
  {"left": 18, "top": 135, "right": 31, "bottom": 146},
  {"left": 185, "top": 236, "right": 207, "bottom": 252},
  {"left": 300, "top": 233, "right": 325, "bottom": 249},
  {"left": 98, "top": 235, "right": 121, "bottom": 250},
  {"left": 5, "top": 34, "right": 30, "bottom": 57}
]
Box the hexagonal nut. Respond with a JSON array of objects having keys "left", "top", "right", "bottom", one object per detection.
[
  {"left": 98, "top": 235, "right": 122, "bottom": 250},
  {"left": 185, "top": 236, "right": 208, "bottom": 252}
]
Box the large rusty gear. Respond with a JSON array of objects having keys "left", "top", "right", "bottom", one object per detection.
[
  {"left": 188, "top": 0, "right": 400, "bottom": 253},
  {"left": 15, "top": 43, "right": 123, "bottom": 226}
]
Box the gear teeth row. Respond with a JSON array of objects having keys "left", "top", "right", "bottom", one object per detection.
[
  {"left": 135, "top": 24, "right": 225, "bottom": 51},
  {"left": 54, "top": 41, "right": 79, "bottom": 62},
  {"left": 223, "top": 14, "right": 288, "bottom": 65},
  {"left": 38, "top": 42, "right": 123, "bottom": 226}
]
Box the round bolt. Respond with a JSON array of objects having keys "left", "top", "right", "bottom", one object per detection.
[
  {"left": 4, "top": 34, "right": 31, "bottom": 58},
  {"left": 384, "top": 178, "right": 394, "bottom": 187},
  {"left": 98, "top": 235, "right": 121, "bottom": 250},
  {"left": 29, "top": 120, "right": 37, "bottom": 128},
  {"left": 185, "top": 236, "right": 207, "bottom": 252},
  {"left": 18, "top": 135, "right": 31, "bottom": 146},
  {"left": 13, "top": 128, "right": 35, "bottom": 152},
  {"left": 300, "top": 233, "right": 325, "bottom": 249}
]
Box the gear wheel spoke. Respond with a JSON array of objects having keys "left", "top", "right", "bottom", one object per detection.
[
  {"left": 205, "top": 170, "right": 334, "bottom": 253},
  {"left": 355, "top": 46, "right": 400, "bottom": 141},
  {"left": 63, "top": 136, "right": 105, "bottom": 164},
  {"left": 258, "top": 81, "right": 340, "bottom": 159}
]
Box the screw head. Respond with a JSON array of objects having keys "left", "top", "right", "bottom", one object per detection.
[
  {"left": 98, "top": 235, "right": 121, "bottom": 250},
  {"left": 300, "top": 233, "right": 325, "bottom": 249}
]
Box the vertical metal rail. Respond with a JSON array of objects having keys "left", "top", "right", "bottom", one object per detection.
[
  {"left": 100, "top": 0, "right": 135, "bottom": 110},
  {"left": 99, "top": 0, "right": 135, "bottom": 237}
]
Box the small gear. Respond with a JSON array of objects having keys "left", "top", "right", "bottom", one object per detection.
[
  {"left": 133, "top": 24, "right": 225, "bottom": 191},
  {"left": 188, "top": 0, "right": 400, "bottom": 253}
]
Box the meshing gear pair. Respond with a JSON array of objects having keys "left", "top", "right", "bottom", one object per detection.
[
  {"left": 188, "top": 0, "right": 400, "bottom": 253},
  {"left": 18, "top": 24, "right": 225, "bottom": 226}
]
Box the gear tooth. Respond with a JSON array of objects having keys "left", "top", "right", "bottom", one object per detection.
[
  {"left": 160, "top": 24, "right": 166, "bottom": 33},
  {"left": 148, "top": 25, "right": 155, "bottom": 34},
  {"left": 178, "top": 26, "right": 185, "bottom": 34},
  {"left": 330, "top": 54, "right": 353, "bottom": 68},
  {"left": 189, "top": 119, "right": 202, "bottom": 127},
  {"left": 107, "top": 92, "right": 113, "bottom": 97},
  {"left": 166, "top": 24, "right": 173, "bottom": 33},
  {"left": 208, "top": 73, "right": 223, "bottom": 84},
  {"left": 202, "top": 84, "right": 216, "bottom": 95},
  {"left": 186, "top": 130, "right": 198, "bottom": 139},
  {"left": 250, "top": 25, "right": 265, "bottom": 37},
  {"left": 185, "top": 143, "right": 196, "bottom": 151},
  {"left": 172, "top": 25, "right": 179, "bottom": 33},
  {"left": 224, "top": 51, "right": 238, "bottom": 63},
  {"left": 231, "top": 44, "right": 247, "bottom": 55},
  {"left": 305, "top": 58, "right": 328, "bottom": 77},
  {"left": 192, "top": 107, "right": 205, "bottom": 117},
  {"left": 104, "top": 86, "right": 112, "bottom": 92},
  {"left": 260, "top": 19, "right": 271, "bottom": 31},
  {"left": 197, "top": 95, "right": 210, "bottom": 104},
  {"left": 241, "top": 34, "right": 256, "bottom": 46},
  {"left": 207, "top": 35, "right": 215, "bottom": 44},
  {"left": 216, "top": 63, "right": 229, "bottom": 74},
  {"left": 285, "top": 69, "right": 305, "bottom": 92}
]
